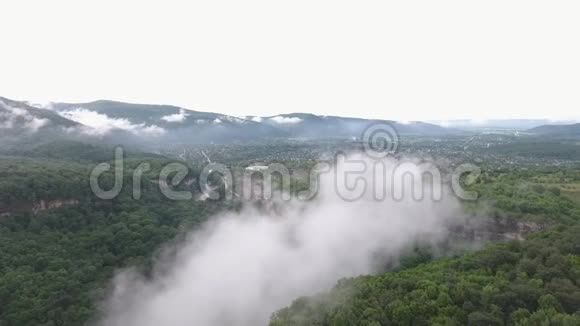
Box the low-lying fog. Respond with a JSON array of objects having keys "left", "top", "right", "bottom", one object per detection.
[{"left": 97, "top": 156, "right": 462, "bottom": 326}]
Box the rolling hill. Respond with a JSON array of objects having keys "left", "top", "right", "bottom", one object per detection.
[
  {"left": 0, "top": 97, "right": 83, "bottom": 149},
  {"left": 249, "top": 113, "right": 454, "bottom": 138},
  {"left": 430, "top": 119, "right": 579, "bottom": 130},
  {"left": 528, "top": 123, "right": 580, "bottom": 136},
  {"left": 2, "top": 96, "right": 456, "bottom": 149},
  {"left": 51, "top": 100, "right": 289, "bottom": 143},
  {"left": 52, "top": 100, "right": 455, "bottom": 141},
  {"left": 1, "top": 97, "right": 79, "bottom": 129}
]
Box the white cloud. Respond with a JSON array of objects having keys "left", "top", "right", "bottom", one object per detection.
[
  {"left": 241, "top": 115, "right": 263, "bottom": 122},
  {"left": 140, "top": 125, "right": 167, "bottom": 136},
  {"left": 250, "top": 116, "right": 263, "bottom": 122},
  {"left": 59, "top": 108, "right": 166, "bottom": 136},
  {"left": 26, "top": 101, "right": 54, "bottom": 110},
  {"left": 98, "top": 155, "right": 461, "bottom": 326},
  {"left": 213, "top": 118, "right": 222, "bottom": 124},
  {"left": 220, "top": 115, "right": 245, "bottom": 123},
  {"left": 161, "top": 109, "right": 189, "bottom": 123},
  {"left": 0, "top": 100, "right": 49, "bottom": 132},
  {"left": 25, "top": 116, "right": 49, "bottom": 131},
  {"left": 269, "top": 116, "right": 302, "bottom": 124}
]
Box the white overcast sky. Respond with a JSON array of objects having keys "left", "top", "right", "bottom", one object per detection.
[{"left": 1, "top": 0, "right": 579, "bottom": 121}]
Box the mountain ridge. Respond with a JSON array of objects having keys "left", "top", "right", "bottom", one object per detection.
[
  {"left": 528, "top": 123, "right": 580, "bottom": 135},
  {"left": 2, "top": 96, "right": 456, "bottom": 149}
]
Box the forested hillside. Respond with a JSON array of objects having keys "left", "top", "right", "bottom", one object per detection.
[
  {"left": 529, "top": 123, "right": 580, "bottom": 136},
  {"left": 1, "top": 138, "right": 579, "bottom": 325},
  {"left": 271, "top": 169, "right": 580, "bottom": 326},
  {"left": 0, "top": 148, "right": 229, "bottom": 325},
  {"left": 467, "top": 168, "right": 580, "bottom": 223},
  {"left": 271, "top": 224, "right": 580, "bottom": 325}
]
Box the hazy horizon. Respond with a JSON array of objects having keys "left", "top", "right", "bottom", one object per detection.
[{"left": 3, "top": 95, "right": 579, "bottom": 125}]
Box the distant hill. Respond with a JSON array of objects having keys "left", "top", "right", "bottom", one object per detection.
[
  {"left": 52, "top": 100, "right": 221, "bottom": 127},
  {"left": 1, "top": 97, "right": 79, "bottom": 129},
  {"left": 2, "top": 96, "right": 456, "bottom": 149},
  {"left": 0, "top": 97, "right": 161, "bottom": 151},
  {"left": 248, "top": 113, "right": 453, "bottom": 138},
  {"left": 0, "top": 97, "right": 83, "bottom": 149},
  {"left": 51, "top": 100, "right": 454, "bottom": 140},
  {"left": 51, "top": 100, "right": 288, "bottom": 143},
  {"left": 430, "top": 119, "right": 579, "bottom": 130},
  {"left": 528, "top": 123, "right": 580, "bottom": 136}
]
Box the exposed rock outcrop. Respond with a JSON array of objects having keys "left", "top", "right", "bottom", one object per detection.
[
  {"left": 451, "top": 217, "right": 546, "bottom": 242},
  {"left": 0, "top": 199, "right": 80, "bottom": 216}
]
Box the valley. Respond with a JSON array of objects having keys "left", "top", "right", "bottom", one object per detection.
[{"left": 1, "top": 97, "right": 580, "bottom": 325}]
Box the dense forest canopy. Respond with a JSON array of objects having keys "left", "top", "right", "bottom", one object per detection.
[
  {"left": 271, "top": 224, "right": 580, "bottom": 325},
  {"left": 0, "top": 147, "right": 231, "bottom": 325},
  {"left": 0, "top": 133, "right": 579, "bottom": 325}
]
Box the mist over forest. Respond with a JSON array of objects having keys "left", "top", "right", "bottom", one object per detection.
[
  {"left": 1, "top": 96, "right": 580, "bottom": 325},
  {"left": 2, "top": 1, "right": 580, "bottom": 325}
]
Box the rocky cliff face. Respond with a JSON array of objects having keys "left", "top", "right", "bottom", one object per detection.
[
  {"left": 31, "top": 199, "right": 80, "bottom": 214},
  {"left": 451, "top": 217, "right": 546, "bottom": 242},
  {"left": 0, "top": 199, "right": 79, "bottom": 216}
]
